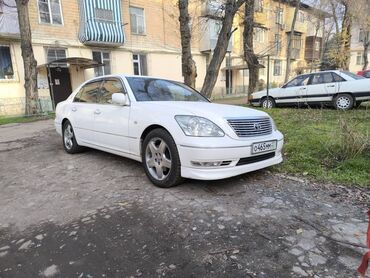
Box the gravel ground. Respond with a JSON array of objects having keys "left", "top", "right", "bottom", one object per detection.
[{"left": 0, "top": 119, "right": 369, "bottom": 278}]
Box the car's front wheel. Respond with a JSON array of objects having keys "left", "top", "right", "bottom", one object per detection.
[
  {"left": 142, "top": 128, "right": 182, "bottom": 188},
  {"left": 261, "top": 97, "right": 276, "bottom": 108},
  {"left": 62, "top": 120, "right": 83, "bottom": 154},
  {"left": 333, "top": 94, "right": 354, "bottom": 110}
]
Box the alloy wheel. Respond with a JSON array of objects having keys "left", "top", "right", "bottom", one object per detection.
[
  {"left": 336, "top": 96, "right": 351, "bottom": 110},
  {"left": 145, "top": 137, "right": 172, "bottom": 181},
  {"left": 64, "top": 124, "right": 74, "bottom": 150}
]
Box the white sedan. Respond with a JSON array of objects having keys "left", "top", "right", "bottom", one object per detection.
[
  {"left": 55, "top": 75, "right": 284, "bottom": 187},
  {"left": 251, "top": 70, "right": 370, "bottom": 110}
]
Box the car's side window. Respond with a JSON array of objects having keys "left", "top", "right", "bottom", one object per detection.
[
  {"left": 311, "top": 73, "right": 334, "bottom": 85},
  {"left": 99, "top": 79, "right": 125, "bottom": 104},
  {"left": 285, "top": 75, "right": 310, "bottom": 88},
  {"left": 332, "top": 73, "right": 345, "bottom": 82},
  {"left": 73, "top": 87, "right": 84, "bottom": 102},
  {"left": 78, "top": 81, "right": 101, "bottom": 103}
]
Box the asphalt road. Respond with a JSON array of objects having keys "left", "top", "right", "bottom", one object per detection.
[{"left": 0, "top": 120, "right": 369, "bottom": 278}]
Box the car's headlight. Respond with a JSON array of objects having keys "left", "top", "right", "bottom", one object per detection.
[{"left": 175, "top": 116, "right": 225, "bottom": 137}]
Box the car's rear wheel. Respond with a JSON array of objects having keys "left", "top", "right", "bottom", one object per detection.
[
  {"left": 333, "top": 94, "right": 354, "bottom": 110},
  {"left": 142, "top": 128, "right": 183, "bottom": 188},
  {"left": 62, "top": 120, "right": 83, "bottom": 154},
  {"left": 261, "top": 97, "right": 276, "bottom": 108}
]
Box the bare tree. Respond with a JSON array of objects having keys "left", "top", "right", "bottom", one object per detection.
[
  {"left": 201, "top": 0, "right": 245, "bottom": 98},
  {"left": 243, "top": 0, "right": 259, "bottom": 97},
  {"left": 284, "top": 0, "right": 301, "bottom": 83},
  {"left": 178, "top": 0, "right": 197, "bottom": 88},
  {"left": 339, "top": 0, "right": 351, "bottom": 70},
  {"left": 15, "top": 0, "right": 40, "bottom": 115}
]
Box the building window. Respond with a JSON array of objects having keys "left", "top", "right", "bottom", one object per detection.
[
  {"left": 133, "top": 54, "right": 147, "bottom": 76},
  {"left": 273, "top": 60, "right": 282, "bottom": 76},
  {"left": 315, "top": 41, "right": 320, "bottom": 52},
  {"left": 292, "top": 34, "right": 302, "bottom": 49},
  {"left": 130, "top": 6, "right": 145, "bottom": 35},
  {"left": 359, "top": 30, "right": 366, "bottom": 42},
  {"left": 255, "top": 0, "right": 263, "bottom": 13},
  {"left": 38, "top": 0, "right": 63, "bottom": 25},
  {"left": 275, "top": 8, "right": 283, "bottom": 25},
  {"left": 46, "top": 48, "right": 67, "bottom": 67},
  {"left": 254, "top": 27, "right": 265, "bottom": 43},
  {"left": 274, "top": 34, "right": 282, "bottom": 53},
  {"left": 95, "top": 8, "right": 114, "bottom": 23},
  {"left": 92, "top": 51, "right": 111, "bottom": 76},
  {"left": 356, "top": 52, "right": 364, "bottom": 65},
  {"left": 0, "top": 45, "right": 14, "bottom": 79},
  {"left": 297, "top": 11, "right": 305, "bottom": 23}
]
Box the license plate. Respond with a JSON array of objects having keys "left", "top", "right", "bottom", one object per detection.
[{"left": 252, "top": 140, "right": 277, "bottom": 154}]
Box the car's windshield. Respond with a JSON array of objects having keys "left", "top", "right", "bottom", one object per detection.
[
  {"left": 126, "top": 77, "right": 209, "bottom": 102},
  {"left": 341, "top": 71, "right": 365, "bottom": 80}
]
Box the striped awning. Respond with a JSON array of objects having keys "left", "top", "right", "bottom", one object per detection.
[{"left": 79, "top": 0, "right": 125, "bottom": 46}]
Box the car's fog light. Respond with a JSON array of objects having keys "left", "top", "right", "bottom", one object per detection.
[{"left": 191, "top": 161, "right": 226, "bottom": 167}]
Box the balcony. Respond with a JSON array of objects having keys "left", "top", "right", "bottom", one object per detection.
[
  {"left": 79, "top": 0, "right": 125, "bottom": 46},
  {"left": 0, "top": 0, "right": 20, "bottom": 39},
  {"left": 305, "top": 36, "right": 322, "bottom": 61},
  {"left": 291, "top": 48, "right": 301, "bottom": 60},
  {"left": 201, "top": 0, "right": 224, "bottom": 19},
  {"left": 199, "top": 18, "right": 232, "bottom": 52}
]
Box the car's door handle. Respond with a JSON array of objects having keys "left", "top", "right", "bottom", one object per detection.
[
  {"left": 71, "top": 107, "right": 77, "bottom": 112},
  {"left": 327, "top": 85, "right": 335, "bottom": 88},
  {"left": 300, "top": 87, "right": 307, "bottom": 90},
  {"left": 94, "top": 109, "right": 101, "bottom": 115}
]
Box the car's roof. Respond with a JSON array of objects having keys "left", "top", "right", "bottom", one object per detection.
[{"left": 87, "top": 74, "right": 180, "bottom": 82}]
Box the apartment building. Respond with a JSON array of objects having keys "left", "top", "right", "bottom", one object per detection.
[
  {"left": 0, "top": 0, "right": 326, "bottom": 116},
  {"left": 349, "top": 25, "right": 369, "bottom": 74}
]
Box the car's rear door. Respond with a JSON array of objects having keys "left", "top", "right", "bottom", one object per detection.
[
  {"left": 306, "top": 72, "right": 337, "bottom": 104},
  {"left": 93, "top": 78, "right": 131, "bottom": 154},
  {"left": 70, "top": 80, "right": 102, "bottom": 144}
]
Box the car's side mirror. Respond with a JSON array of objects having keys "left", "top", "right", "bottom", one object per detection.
[{"left": 112, "top": 93, "right": 127, "bottom": 106}]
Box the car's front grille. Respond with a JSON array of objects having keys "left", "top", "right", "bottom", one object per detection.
[
  {"left": 227, "top": 117, "right": 272, "bottom": 137},
  {"left": 236, "top": 152, "right": 275, "bottom": 166}
]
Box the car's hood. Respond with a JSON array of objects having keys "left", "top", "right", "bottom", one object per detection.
[
  {"left": 136, "top": 101, "right": 270, "bottom": 119},
  {"left": 252, "top": 88, "right": 281, "bottom": 98}
]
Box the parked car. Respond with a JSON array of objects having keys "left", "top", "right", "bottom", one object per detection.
[
  {"left": 251, "top": 70, "right": 370, "bottom": 110},
  {"left": 357, "top": 70, "right": 370, "bottom": 78},
  {"left": 55, "top": 75, "right": 284, "bottom": 188}
]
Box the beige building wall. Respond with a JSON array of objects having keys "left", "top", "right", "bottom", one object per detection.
[{"left": 0, "top": 0, "right": 326, "bottom": 115}]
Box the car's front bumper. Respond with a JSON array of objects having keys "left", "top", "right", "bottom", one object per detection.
[
  {"left": 250, "top": 98, "right": 260, "bottom": 107},
  {"left": 178, "top": 134, "right": 284, "bottom": 180}
]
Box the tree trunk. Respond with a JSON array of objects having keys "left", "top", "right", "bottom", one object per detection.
[
  {"left": 362, "top": 32, "right": 369, "bottom": 70},
  {"left": 201, "top": 0, "right": 245, "bottom": 98},
  {"left": 178, "top": 0, "right": 197, "bottom": 88},
  {"left": 340, "top": 2, "right": 351, "bottom": 70},
  {"left": 15, "top": 0, "right": 40, "bottom": 115},
  {"left": 243, "top": 0, "right": 259, "bottom": 98},
  {"left": 284, "top": 0, "right": 301, "bottom": 83}
]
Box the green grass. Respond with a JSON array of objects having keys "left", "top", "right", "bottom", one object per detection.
[
  {"left": 257, "top": 108, "right": 370, "bottom": 187},
  {"left": 0, "top": 113, "right": 54, "bottom": 125}
]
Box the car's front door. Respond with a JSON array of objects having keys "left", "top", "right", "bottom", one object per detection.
[
  {"left": 70, "top": 80, "right": 102, "bottom": 144},
  {"left": 93, "top": 78, "right": 131, "bottom": 154},
  {"left": 277, "top": 74, "right": 310, "bottom": 105},
  {"left": 306, "top": 72, "right": 338, "bottom": 103}
]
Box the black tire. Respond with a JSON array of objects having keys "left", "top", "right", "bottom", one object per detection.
[
  {"left": 333, "top": 94, "right": 354, "bottom": 110},
  {"left": 260, "top": 97, "right": 276, "bottom": 108},
  {"left": 141, "top": 128, "right": 183, "bottom": 188},
  {"left": 62, "top": 120, "right": 84, "bottom": 154}
]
